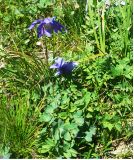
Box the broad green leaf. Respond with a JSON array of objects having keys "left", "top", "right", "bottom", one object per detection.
[
  {"left": 111, "top": 64, "right": 127, "bottom": 76},
  {"left": 71, "top": 127, "right": 79, "bottom": 137},
  {"left": 38, "top": 138, "right": 55, "bottom": 153},
  {"left": 38, "top": 146, "right": 50, "bottom": 153},
  {"left": 64, "top": 132, "right": 71, "bottom": 141},
  {"left": 54, "top": 129, "right": 60, "bottom": 141},
  {"left": 39, "top": 113, "right": 52, "bottom": 122},
  {"left": 45, "top": 104, "right": 56, "bottom": 114},
  {"left": 85, "top": 126, "right": 96, "bottom": 142},
  {"left": 63, "top": 148, "right": 77, "bottom": 158},
  {"left": 104, "top": 113, "right": 114, "bottom": 120},
  {"left": 69, "top": 106, "right": 77, "bottom": 112},
  {"left": 74, "top": 99, "right": 84, "bottom": 106},
  {"left": 103, "top": 121, "right": 113, "bottom": 131},
  {"left": 84, "top": 92, "right": 91, "bottom": 106},
  {"left": 74, "top": 117, "right": 84, "bottom": 126},
  {"left": 45, "top": 138, "right": 55, "bottom": 147},
  {"left": 69, "top": 148, "right": 77, "bottom": 157},
  {"left": 86, "top": 113, "right": 93, "bottom": 118},
  {"left": 87, "top": 107, "right": 94, "bottom": 112},
  {"left": 73, "top": 111, "right": 84, "bottom": 126},
  {"left": 64, "top": 123, "right": 78, "bottom": 130},
  {"left": 73, "top": 110, "right": 82, "bottom": 117},
  {"left": 63, "top": 152, "right": 71, "bottom": 158},
  {"left": 39, "top": 0, "right": 52, "bottom": 8},
  {"left": 58, "top": 112, "right": 67, "bottom": 119},
  {"left": 115, "top": 123, "right": 122, "bottom": 132}
]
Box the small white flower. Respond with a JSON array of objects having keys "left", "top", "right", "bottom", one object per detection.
[
  {"left": 115, "top": 0, "right": 126, "bottom": 6},
  {"left": 0, "top": 61, "right": 6, "bottom": 69},
  {"left": 36, "top": 41, "right": 42, "bottom": 46},
  {"left": 120, "top": 1, "right": 126, "bottom": 5}
]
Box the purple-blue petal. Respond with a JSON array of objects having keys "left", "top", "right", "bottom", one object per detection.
[
  {"left": 50, "top": 58, "right": 65, "bottom": 69},
  {"left": 44, "top": 30, "right": 52, "bottom": 37},
  {"left": 29, "top": 17, "right": 66, "bottom": 38},
  {"left": 28, "top": 19, "right": 42, "bottom": 30},
  {"left": 38, "top": 23, "right": 53, "bottom": 38},
  {"left": 50, "top": 57, "right": 78, "bottom": 76},
  {"left": 55, "top": 58, "right": 65, "bottom": 67},
  {"left": 43, "top": 17, "right": 53, "bottom": 24},
  {"left": 37, "top": 22, "right": 45, "bottom": 38},
  {"left": 52, "top": 20, "right": 65, "bottom": 33},
  {"left": 50, "top": 63, "right": 59, "bottom": 69},
  {"left": 61, "top": 62, "right": 76, "bottom": 74},
  {"left": 43, "top": 23, "right": 53, "bottom": 36}
]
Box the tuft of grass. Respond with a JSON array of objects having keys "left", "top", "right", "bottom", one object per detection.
[{"left": 0, "top": 89, "right": 43, "bottom": 158}]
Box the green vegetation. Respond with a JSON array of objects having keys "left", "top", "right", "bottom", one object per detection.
[{"left": 0, "top": 0, "right": 132, "bottom": 158}]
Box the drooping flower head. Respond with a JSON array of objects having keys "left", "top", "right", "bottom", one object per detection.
[
  {"left": 50, "top": 57, "right": 78, "bottom": 76},
  {"left": 28, "top": 17, "right": 66, "bottom": 38}
]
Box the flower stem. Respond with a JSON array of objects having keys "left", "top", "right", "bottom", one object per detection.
[{"left": 42, "top": 37, "right": 48, "bottom": 64}]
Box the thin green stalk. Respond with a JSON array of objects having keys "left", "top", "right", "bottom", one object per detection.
[
  {"left": 88, "top": 3, "right": 100, "bottom": 49},
  {"left": 8, "top": 33, "right": 19, "bottom": 52},
  {"left": 41, "top": 38, "right": 48, "bottom": 65},
  {"left": 97, "top": 11, "right": 103, "bottom": 51},
  {"left": 101, "top": 5, "right": 106, "bottom": 53},
  {"left": 118, "top": 3, "right": 132, "bottom": 56},
  {"left": 52, "top": 35, "right": 55, "bottom": 59}
]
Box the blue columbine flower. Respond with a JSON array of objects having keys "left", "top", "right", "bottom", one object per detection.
[
  {"left": 50, "top": 57, "right": 78, "bottom": 76},
  {"left": 28, "top": 17, "right": 66, "bottom": 38}
]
